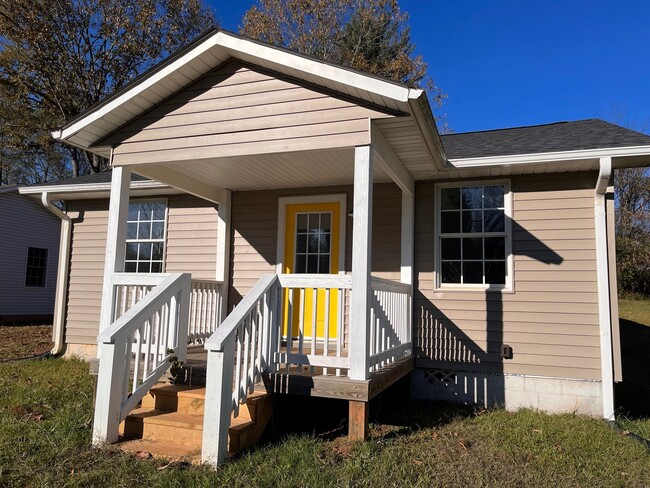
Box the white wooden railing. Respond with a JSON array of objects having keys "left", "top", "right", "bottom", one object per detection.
[
  {"left": 369, "top": 276, "right": 412, "bottom": 371},
  {"left": 202, "top": 274, "right": 280, "bottom": 466},
  {"left": 275, "top": 274, "right": 351, "bottom": 375},
  {"left": 201, "top": 273, "right": 412, "bottom": 466},
  {"left": 93, "top": 273, "right": 191, "bottom": 445},
  {"left": 189, "top": 280, "right": 224, "bottom": 343},
  {"left": 112, "top": 273, "right": 223, "bottom": 344}
]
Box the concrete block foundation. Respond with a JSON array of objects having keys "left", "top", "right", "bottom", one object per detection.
[{"left": 412, "top": 368, "right": 603, "bottom": 418}]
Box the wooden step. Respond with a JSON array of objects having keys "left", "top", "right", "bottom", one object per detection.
[
  {"left": 141, "top": 385, "right": 209, "bottom": 416},
  {"left": 120, "top": 385, "right": 273, "bottom": 458}
]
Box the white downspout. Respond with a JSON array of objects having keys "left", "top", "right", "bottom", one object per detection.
[
  {"left": 594, "top": 156, "right": 614, "bottom": 420},
  {"left": 41, "top": 192, "right": 72, "bottom": 356}
]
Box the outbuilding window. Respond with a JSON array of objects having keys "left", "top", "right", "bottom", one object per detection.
[
  {"left": 25, "top": 247, "right": 48, "bottom": 287},
  {"left": 435, "top": 181, "right": 512, "bottom": 290},
  {"left": 125, "top": 201, "right": 167, "bottom": 273}
]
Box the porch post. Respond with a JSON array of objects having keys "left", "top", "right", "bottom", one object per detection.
[
  {"left": 98, "top": 166, "right": 131, "bottom": 338},
  {"left": 401, "top": 191, "right": 414, "bottom": 286},
  {"left": 216, "top": 190, "right": 232, "bottom": 322},
  {"left": 350, "top": 145, "right": 373, "bottom": 381}
]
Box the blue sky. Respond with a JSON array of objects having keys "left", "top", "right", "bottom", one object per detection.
[{"left": 208, "top": 1, "right": 650, "bottom": 133}]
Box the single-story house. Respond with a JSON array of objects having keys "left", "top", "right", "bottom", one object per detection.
[
  {"left": 0, "top": 185, "right": 61, "bottom": 324},
  {"left": 19, "top": 29, "right": 650, "bottom": 465}
]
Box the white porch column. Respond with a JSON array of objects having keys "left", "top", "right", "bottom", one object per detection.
[
  {"left": 401, "top": 191, "right": 414, "bottom": 286},
  {"left": 98, "top": 166, "right": 131, "bottom": 338},
  {"left": 350, "top": 145, "right": 373, "bottom": 380},
  {"left": 216, "top": 190, "right": 232, "bottom": 322}
]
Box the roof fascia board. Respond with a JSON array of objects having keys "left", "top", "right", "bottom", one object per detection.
[
  {"left": 448, "top": 145, "right": 650, "bottom": 168},
  {"left": 407, "top": 95, "right": 446, "bottom": 172},
  {"left": 54, "top": 32, "right": 225, "bottom": 142},
  {"left": 18, "top": 180, "right": 169, "bottom": 196},
  {"left": 215, "top": 32, "right": 411, "bottom": 103},
  {"left": 0, "top": 185, "right": 18, "bottom": 194}
]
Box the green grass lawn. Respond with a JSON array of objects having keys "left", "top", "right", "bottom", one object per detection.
[
  {"left": 1, "top": 358, "right": 649, "bottom": 487},
  {"left": 616, "top": 296, "right": 650, "bottom": 441}
]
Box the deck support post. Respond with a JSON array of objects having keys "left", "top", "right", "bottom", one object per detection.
[
  {"left": 216, "top": 190, "right": 232, "bottom": 322},
  {"left": 98, "top": 166, "right": 131, "bottom": 341},
  {"left": 348, "top": 400, "right": 369, "bottom": 440},
  {"left": 350, "top": 145, "right": 373, "bottom": 381}
]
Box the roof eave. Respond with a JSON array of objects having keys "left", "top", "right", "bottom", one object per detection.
[
  {"left": 447, "top": 145, "right": 650, "bottom": 169},
  {"left": 18, "top": 180, "right": 173, "bottom": 200}
]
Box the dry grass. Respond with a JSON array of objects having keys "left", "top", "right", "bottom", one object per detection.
[{"left": 0, "top": 325, "right": 53, "bottom": 361}]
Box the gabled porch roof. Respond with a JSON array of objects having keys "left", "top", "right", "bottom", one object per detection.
[{"left": 52, "top": 29, "right": 445, "bottom": 193}]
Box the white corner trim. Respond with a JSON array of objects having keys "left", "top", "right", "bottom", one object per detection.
[
  {"left": 448, "top": 145, "right": 650, "bottom": 168},
  {"left": 276, "top": 194, "right": 347, "bottom": 275},
  {"left": 594, "top": 156, "right": 615, "bottom": 420}
]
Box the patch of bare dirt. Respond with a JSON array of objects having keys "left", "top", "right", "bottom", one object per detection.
[{"left": 0, "top": 325, "right": 53, "bottom": 360}]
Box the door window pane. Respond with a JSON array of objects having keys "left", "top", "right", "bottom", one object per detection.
[{"left": 294, "top": 212, "right": 333, "bottom": 275}]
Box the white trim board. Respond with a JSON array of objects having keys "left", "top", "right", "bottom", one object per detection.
[
  {"left": 447, "top": 145, "right": 650, "bottom": 168},
  {"left": 276, "top": 194, "right": 347, "bottom": 275}
]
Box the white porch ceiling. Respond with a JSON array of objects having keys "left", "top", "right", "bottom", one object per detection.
[{"left": 135, "top": 147, "right": 395, "bottom": 192}]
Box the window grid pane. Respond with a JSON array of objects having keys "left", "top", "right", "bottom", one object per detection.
[
  {"left": 439, "top": 185, "right": 507, "bottom": 286},
  {"left": 25, "top": 247, "right": 48, "bottom": 287},
  {"left": 125, "top": 202, "right": 166, "bottom": 274},
  {"left": 295, "top": 212, "right": 332, "bottom": 275}
]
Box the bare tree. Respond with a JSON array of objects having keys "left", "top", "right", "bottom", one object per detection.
[{"left": 0, "top": 0, "right": 215, "bottom": 184}]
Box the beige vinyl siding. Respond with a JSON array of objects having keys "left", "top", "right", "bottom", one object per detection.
[
  {"left": 415, "top": 172, "right": 602, "bottom": 381},
  {"left": 0, "top": 190, "right": 60, "bottom": 318},
  {"left": 107, "top": 61, "right": 393, "bottom": 165},
  {"left": 164, "top": 195, "right": 218, "bottom": 280},
  {"left": 229, "top": 183, "right": 401, "bottom": 307},
  {"left": 64, "top": 195, "right": 218, "bottom": 345},
  {"left": 65, "top": 200, "right": 108, "bottom": 344}
]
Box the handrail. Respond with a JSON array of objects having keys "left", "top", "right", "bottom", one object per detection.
[
  {"left": 113, "top": 272, "right": 170, "bottom": 286},
  {"left": 98, "top": 273, "right": 186, "bottom": 343},
  {"left": 93, "top": 272, "right": 191, "bottom": 446},
  {"left": 204, "top": 274, "right": 278, "bottom": 351},
  {"left": 370, "top": 275, "right": 411, "bottom": 293},
  {"left": 278, "top": 273, "right": 352, "bottom": 289}
]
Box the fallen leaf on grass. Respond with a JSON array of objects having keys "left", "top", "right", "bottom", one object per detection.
[
  {"left": 532, "top": 429, "right": 542, "bottom": 434},
  {"left": 458, "top": 438, "right": 471, "bottom": 449}
]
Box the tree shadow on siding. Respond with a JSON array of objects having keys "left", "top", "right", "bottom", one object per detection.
[{"left": 413, "top": 218, "right": 563, "bottom": 409}]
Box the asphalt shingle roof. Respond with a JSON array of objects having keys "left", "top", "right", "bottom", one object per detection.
[{"left": 440, "top": 119, "right": 650, "bottom": 160}]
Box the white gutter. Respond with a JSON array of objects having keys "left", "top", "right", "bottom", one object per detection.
[
  {"left": 594, "top": 156, "right": 615, "bottom": 420},
  {"left": 41, "top": 192, "right": 72, "bottom": 356},
  {"left": 448, "top": 145, "right": 650, "bottom": 168}
]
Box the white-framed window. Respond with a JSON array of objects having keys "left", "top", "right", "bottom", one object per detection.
[
  {"left": 25, "top": 247, "right": 48, "bottom": 287},
  {"left": 125, "top": 201, "right": 167, "bottom": 273},
  {"left": 435, "top": 181, "right": 513, "bottom": 291}
]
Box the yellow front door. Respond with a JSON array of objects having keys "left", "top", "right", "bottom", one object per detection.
[{"left": 283, "top": 202, "right": 341, "bottom": 340}]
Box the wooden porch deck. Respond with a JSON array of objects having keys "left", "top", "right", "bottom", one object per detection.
[{"left": 178, "top": 345, "right": 414, "bottom": 402}]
